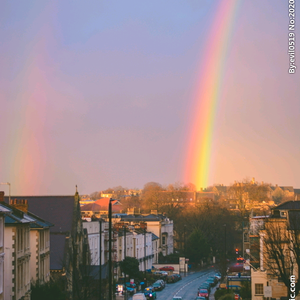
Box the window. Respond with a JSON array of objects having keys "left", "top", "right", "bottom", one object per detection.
[
  {"left": 162, "top": 236, "right": 166, "bottom": 245},
  {"left": 255, "top": 283, "right": 263, "bottom": 295},
  {"left": 40, "top": 231, "right": 45, "bottom": 250}
]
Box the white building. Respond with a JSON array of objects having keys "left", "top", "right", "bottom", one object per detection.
[
  {"left": 118, "top": 214, "right": 174, "bottom": 257},
  {"left": 3, "top": 204, "right": 31, "bottom": 300},
  {"left": 132, "top": 230, "right": 152, "bottom": 271},
  {"left": 27, "top": 211, "right": 52, "bottom": 284},
  {"left": 151, "top": 233, "right": 159, "bottom": 264},
  {"left": 82, "top": 219, "right": 105, "bottom": 266},
  {"left": 0, "top": 208, "right": 7, "bottom": 300}
]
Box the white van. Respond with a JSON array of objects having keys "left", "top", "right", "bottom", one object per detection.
[{"left": 132, "top": 293, "right": 147, "bottom": 300}]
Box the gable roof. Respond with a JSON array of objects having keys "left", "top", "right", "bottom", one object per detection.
[
  {"left": 274, "top": 201, "right": 300, "bottom": 210},
  {"left": 0, "top": 202, "right": 31, "bottom": 224},
  {"left": 152, "top": 233, "right": 159, "bottom": 241},
  {"left": 81, "top": 198, "right": 122, "bottom": 213},
  {"left": 279, "top": 186, "right": 294, "bottom": 193}
]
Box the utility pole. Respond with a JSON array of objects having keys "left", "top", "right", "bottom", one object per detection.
[
  {"left": 124, "top": 225, "right": 127, "bottom": 300},
  {"left": 108, "top": 199, "right": 113, "bottom": 300},
  {"left": 99, "top": 218, "right": 102, "bottom": 300},
  {"left": 224, "top": 224, "right": 227, "bottom": 257},
  {"left": 144, "top": 228, "right": 147, "bottom": 272}
]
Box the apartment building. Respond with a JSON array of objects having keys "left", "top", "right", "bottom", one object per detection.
[{"left": 250, "top": 201, "right": 300, "bottom": 300}]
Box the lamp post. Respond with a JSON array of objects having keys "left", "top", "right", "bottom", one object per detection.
[
  {"left": 183, "top": 225, "right": 187, "bottom": 256},
  {"left": 108, "top": 199, "right": 113, "bottom": 300},
  {"left": 123, "top": 225, "right": 127, "bottom": 300},
  {"left": 99, "top": 218, "right": 102, "bottom": 300},
  {"left": 144, "top": 227, "right": 147, "bottom": 273},
  {"left": 223, "top": 224, "right": 227, "bottom": 257}
]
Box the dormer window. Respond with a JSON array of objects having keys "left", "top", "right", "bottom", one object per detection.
[{"left": 280, "top": 211, "right": 286, "bottom": 217}]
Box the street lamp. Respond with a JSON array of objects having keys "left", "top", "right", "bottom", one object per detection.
[
  {"left": 123, "top": 225, "right": 127, "bottom": 300},
  {"left": 99, "top": 218, "right": 103, "bottom": 300},
  {"left": 108, "top": 198, "right": 113, "bottom": 300},
  {"left": 183, "top": 225, "right": 187, "bottom": 256},
  {"left": 223, "top": 224, "right": 227, "bottom": 257}
]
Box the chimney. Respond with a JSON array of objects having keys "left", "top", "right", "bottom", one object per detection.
[
  {"left": 0, "top": 191, "right": 4, "bottom": 202},
  {"left": 9, "top": 199, "right": 28, "bottom": 213}
]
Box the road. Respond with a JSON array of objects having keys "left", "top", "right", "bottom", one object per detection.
[{"left": 127, "top": 268, "right": 218, "bottom": 300}]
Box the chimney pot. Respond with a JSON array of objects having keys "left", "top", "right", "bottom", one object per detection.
[{"left": 0, "top": 191, "right": 4, "bottom": 202}]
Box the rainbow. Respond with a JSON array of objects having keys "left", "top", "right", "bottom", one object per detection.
[{"left": 184, "top": 0, "right": 241, "bottom": 190}]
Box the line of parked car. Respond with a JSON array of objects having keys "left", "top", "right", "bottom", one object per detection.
[
  {"left": 132, "top": 267, "right": 182, "bottom": 300},
  {"left": 196, "top": 272, "right": 221, "bottom": 299}
]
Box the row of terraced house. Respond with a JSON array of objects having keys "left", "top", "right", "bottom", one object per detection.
[{"left": 0, "top": 190, "right": 174, "bottom": 299}]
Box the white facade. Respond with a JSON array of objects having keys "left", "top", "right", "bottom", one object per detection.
[
  {"left": 29, "top": 228, "right": 50, "bottom": 283},
  {"left": 5, "top": 223, "right": 31, "bottom": 300},
  {"left": 133, "top": 231, "right": 152, "bottom": 271},
  {"left": 0, "top": 214, "right": 4, "bottom": 300},
  {"left": 146, "top": 218, "right": 174, "bottom": 256},
  {"left": 82, "top": 220, "right": 105, "bottom": 265}
]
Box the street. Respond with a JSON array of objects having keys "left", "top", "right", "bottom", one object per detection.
[{"left": 126, "top": 268, "right": 217, "bottom": 300}]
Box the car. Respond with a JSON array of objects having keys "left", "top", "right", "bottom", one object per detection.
[
  {"left": 153, "top": 271, "right": 168, "bottom": 280},
  {"left": 144, "top": 287, "right": 157, "bottom": 299},
  {"left": 198, "top": 288, "right": 209, "bottom": 299},
  {"left": 195, "top": 297, "right": 206, "bottom": 300},
  {"left": 152, "top": 280, "right": 164, "bottom": 291},
  {"left": 159, "top": 266, "right": 175, "bottom": 271},
  {"left": 205, "top": 278, "right": 216, "bottom": 287},
  {"left": 214, "top": 272, "right": 221, "bottom": 281},
  {"left": 156, "top": 279, "right": 165, "bottom": 288},
  {"left": 172, "top": 297, "right": 182, "bottom": 300},
  {"left": 166, "top": 274, "right": 177, "bottom": 283},
  {"left": 199, "top": 283, "right": 211, "bottom": 293},
  {"left": 174, "top": 273, "right": 182, "bottom": 281},
  {"left": 208, "top": 276, "right": 218, "bottom": 285}
]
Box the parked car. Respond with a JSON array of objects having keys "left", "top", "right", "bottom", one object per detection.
[
  {"left": 208, "top": 276, "right": 218, "bottom": 285},
  {"left": 205, "top": 278, "right": 216, "bottom": 287},
  {"left": 174, "top": 273, "right": 182, "bottom": 281},
  {"left": 144, "top": 287, "right": 157, "bottom": 299},
  {"left": 166, "top": 275, "right": 177, "bottom": 283},
  {"left": 198, "top": 288, "right": 209, "bottom": 299},
  {"left": 159, "top": 266, "right": 174, "bottom": 271},
  {"left": 153, "top": 271, "right": 168, "bottom": 280},
  {"left": 152, "top": 280, "right": 164, "bottom": 291},
  {"left": 214, "top": 272, "right": 221, "bottom": 281},
  {"left": 199, "top": 283, "right": 211, "bottom": 293}
]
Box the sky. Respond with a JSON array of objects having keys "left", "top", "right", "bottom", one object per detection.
[{"left": 0, "top": 0, "right": 299, "bottom": 195}]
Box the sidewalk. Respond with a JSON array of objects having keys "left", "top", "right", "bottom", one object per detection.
[{"left": 209, "top": 286, "right": 218, "bottom": 300}]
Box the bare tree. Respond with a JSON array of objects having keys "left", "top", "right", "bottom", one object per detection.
[{"left": 262, "top": 212, "right": 300, "bottom": 297}]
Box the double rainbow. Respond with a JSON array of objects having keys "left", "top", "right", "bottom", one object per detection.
[{"left": 185, "top": 0, "right": 241, "bottom": 190}]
